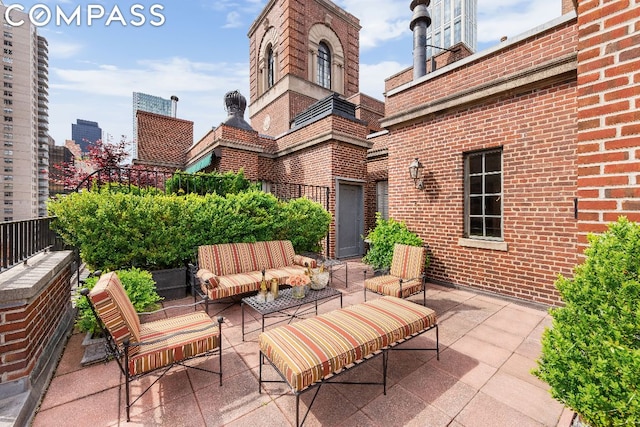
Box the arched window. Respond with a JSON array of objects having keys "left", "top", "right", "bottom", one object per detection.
[
  {"left": 267, "top": 45, "right": 275, "bottom": 88},
  {"left": 317, "top": 41, "right": 331, "bottom": 89}
]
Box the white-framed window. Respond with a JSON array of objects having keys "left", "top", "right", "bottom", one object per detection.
[
  {"left": 267, "top": 45, "right": 275, "bottom": 89},
  {"left": 464, "top": 148, "right": 503, "bottom": 239}
]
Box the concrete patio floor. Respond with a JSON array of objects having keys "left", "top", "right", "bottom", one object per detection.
[{"left": 31, "top": 260, "right": 575, "bottom": 427}]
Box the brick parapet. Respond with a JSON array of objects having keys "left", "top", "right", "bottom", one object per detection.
[
  {"left": 0, "top": 251, "right": 75, "bottom": 424},
  {"left": 384, "top": 16, "right": 578, "bottom": 115}
]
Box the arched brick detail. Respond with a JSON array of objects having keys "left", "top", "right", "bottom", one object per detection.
[
  {"left": 258, "top": 26, "right": 279, "bottom": 96},
  {"left": 308, "top": 23, "right": 344, "bottom": 94}
]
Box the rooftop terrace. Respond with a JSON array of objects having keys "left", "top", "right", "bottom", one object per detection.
[{"left": 32, "top": 261, "right": 574, "bottom": 427}]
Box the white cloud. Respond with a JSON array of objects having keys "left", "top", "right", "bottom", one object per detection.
[
  {"left": 223, "top": 11, "right": 242, "bottom": 28},
  {"left": 359, "top": 60, "right": 409, "bottom": 99},
  {"left": 477, "top": 0, "right": 561, "bottom": 44},
  {"left": 337, "top": 0, "right": 410, "bottom": 49},
  {"left": 47, "top": 57, "right": 250, "bottom": 145},
  {"left": 47, "top": 40, "right": 83, "bottom": 58}
]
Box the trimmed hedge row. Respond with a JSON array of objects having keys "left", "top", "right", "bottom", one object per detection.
[{"left": 49, "top": 188, "right": 331, "bottom": 271}]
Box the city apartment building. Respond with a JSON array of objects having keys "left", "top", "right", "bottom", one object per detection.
[
  {"left": 0, "top": 5, "right": 49, "bottom": 221},
  {"left": 426, "top": 0, "right": 477, "bottom": 57}
]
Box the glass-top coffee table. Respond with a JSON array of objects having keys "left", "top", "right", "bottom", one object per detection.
[{"left": 241, "top": 286, "right": 343, "bottom": 341}]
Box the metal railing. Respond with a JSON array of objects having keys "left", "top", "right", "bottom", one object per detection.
[
  {"left": 74, "top": 167, "right": 330, "bottom": 211},
  {"left": 0, "top": 217, "right": 63, "bottom": 270}
]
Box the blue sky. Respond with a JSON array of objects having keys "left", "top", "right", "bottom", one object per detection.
[{"left": 9, "top": 0, "right": 564, "bottom": 150}]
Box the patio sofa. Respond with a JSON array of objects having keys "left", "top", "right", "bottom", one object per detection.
[
  {"left": 258, "top": 296, "right": 439, "bottom": 426},
  {"left": 192, "top": 240, "right": 317, "bottom": 313}
]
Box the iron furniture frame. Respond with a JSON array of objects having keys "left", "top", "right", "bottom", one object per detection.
[{"left": 241, "top": 286, "right": 343, "bottom": 341}]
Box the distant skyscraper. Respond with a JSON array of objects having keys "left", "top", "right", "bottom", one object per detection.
[
  {"left": 0, "top": 5, "right": 50, "bottom": 220},
  {"left": 426, "top": 0, "right": 477, "bottom": 58},
  {"left": 71, "top": 119, "right": 102, "bottom": 154},
  {"left": 132, "top": 92, "right": 178, "bottom": 159}
]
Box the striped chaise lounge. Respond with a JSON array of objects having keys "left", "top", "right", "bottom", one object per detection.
[
  {"left": 364, "top": 243, "right": 428, "bottom": 305},
  {"left": 192, "top": 240, "right": 317, "bottom": 313},
  {"left": 258, "top": 296, "right": 439, "bottom": 426},
  {"left": 82, "top": 272, "right": 223, "bottom": 422}
]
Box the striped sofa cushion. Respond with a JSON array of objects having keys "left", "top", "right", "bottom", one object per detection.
[
  {"left": 89, "top": 272, "right": 142, "bottom": 356},
  {"left": 201, "top": 265, "right": 308, "bottom": 300},
  {"left": 390, "top": 244, "right": 426, "bottom": 279},
  {"left": 198, "top": 240, "right": 298, "bottom": 276},
  {"left": 129, "top": 311, "right": 220, "bottom": 376},
  {"left": 258, "top": 296, "right": 437, "bottom": 392},
  {"left": 364, "top": 275, "right": 423, "bottom": 298}
]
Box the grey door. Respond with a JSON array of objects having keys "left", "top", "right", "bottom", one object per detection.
[{"left": 336, "top": 183, "right": 363, "bottom": 258}]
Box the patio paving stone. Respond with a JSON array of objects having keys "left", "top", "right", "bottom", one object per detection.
[{"left": 30, "top": 260, "right": 574, "bottom": 427}]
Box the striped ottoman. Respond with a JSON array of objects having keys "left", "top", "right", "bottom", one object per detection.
[{"left": 258, "top": 296, "right": 439, "bottom": 426}]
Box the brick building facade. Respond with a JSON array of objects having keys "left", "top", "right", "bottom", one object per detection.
[{"left": 136, "top": 0, "right": 639, "bottom": 305}]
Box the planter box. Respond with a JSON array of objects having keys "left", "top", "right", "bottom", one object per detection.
[{"left": 151, "top": 267, "right": 188, "bottom": 300}]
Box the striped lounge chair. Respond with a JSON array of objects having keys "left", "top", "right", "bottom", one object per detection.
[
  {"left": 81, "top": 272, "right": 223, "bottom": 422},
  {"left": 258, "top": 296, "right": 439, "bottom": 426},
  {"left": 364, "top": 243, "right": 428, "bottom": 305}
]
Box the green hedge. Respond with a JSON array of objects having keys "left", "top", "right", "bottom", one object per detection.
[
  {"left": 49, "top": 188, "right": 331, "bottom": 271},
  {"left": 533, "top": 217, "right": 640, "bottom": 426}
]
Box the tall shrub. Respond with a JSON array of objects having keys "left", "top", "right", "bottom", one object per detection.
[
  {"left": 533, "top": 217, "right": 640, "bottom": 426},
  {"left": 49, "top": 188, "right": 331, "bottom": 271},
  {"left": 362, "top": 213, "right": 424, "bottom": 270}
]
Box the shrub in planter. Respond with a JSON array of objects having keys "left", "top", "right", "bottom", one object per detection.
[
  {"left": 49, "top": 187, "right": 332, "bottom": 272},
  {"left": 362, "top": 213, "right": 425, "bottom": 271},
  {"left": 48, "top": 189, "right": 192, "bottom": 271},
  {"left": 278, "top": 197, "right": 332, "bottom": 253},
  {"left": 75, "top": 267, "right": 162, "bottom": 336},
  {"left": 533, "top": 217, "right": 640, "bottom": 427}
]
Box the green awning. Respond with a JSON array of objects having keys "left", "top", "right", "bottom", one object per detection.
[{"left": 185, "top": 153, "right": 213, "bottom": 173}]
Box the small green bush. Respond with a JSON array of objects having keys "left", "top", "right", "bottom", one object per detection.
[
  {"left": 362, "top": 213, "right": 425, "bottom": 271},
  {"left": 533, "top": 217, "right": 640, "bottom": 426},
  {"left": 75, "top": 268, "right": 162, "bottom": 335}
]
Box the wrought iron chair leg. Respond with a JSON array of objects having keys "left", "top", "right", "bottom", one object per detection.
[{"left": 124, "top": 343, "right": 131, "bottom": 422}]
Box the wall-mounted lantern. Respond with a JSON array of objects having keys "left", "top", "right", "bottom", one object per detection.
[{"left": 409, "top": 158, "right": 424, "bottom": 190}]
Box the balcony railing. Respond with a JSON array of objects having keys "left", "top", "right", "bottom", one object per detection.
[{"left": 0, "top": 217, "right": 66, "bottom": 271}]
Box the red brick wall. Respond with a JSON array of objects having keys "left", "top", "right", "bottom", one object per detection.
[
  {"left": 0, "top": 264, "right": 72, "bottom": 384},
  {"left": 219, "top": 147, "right": 261, "bottom": 180},
  {"left": 249, "top": 0, "right": 360, "bottom": 131},
  {"left": 387, "top": 79, "right": 578, "bottom": 305},
  {"left": 383, "top": 14, "right": 581, "bottom": 305},
  {"left": 576, "top": 0, "right": 640, "bottom": 251},
  {"left": 347, "top": 93, "right": 385, "bottom": 133}
]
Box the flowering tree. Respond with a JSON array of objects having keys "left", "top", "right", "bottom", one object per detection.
[{"left": 52, "top": 137, "right": 131, "bottom": 190}]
